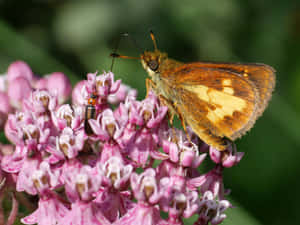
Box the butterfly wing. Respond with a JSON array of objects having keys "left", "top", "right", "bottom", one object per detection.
[
  {"left": 160, "top": 63, "right": 274, "bottom": 148},
  {"left": 184, "top": 62, "right": 276, "bottom": 117}
]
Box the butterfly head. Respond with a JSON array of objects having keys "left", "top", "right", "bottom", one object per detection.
[{"left": 141, "top": 50, "right": 168, "bottom": 75}]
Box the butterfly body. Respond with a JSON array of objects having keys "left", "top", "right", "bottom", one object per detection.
[{"left": 141, "top": 50, "right": 275, "bottom": 150}]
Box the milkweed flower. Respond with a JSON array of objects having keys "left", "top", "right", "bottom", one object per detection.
[
  {"left": 0, "top": 61, "right": 243, "bottom": 225},
  {"left": 0, "top": 91, "right": 12, "bottom": 128},
  {"left": 94, "top": 156, "right": 133, "bottom": 222},
  {"left": 209, "top": 143, "right": 244, "bottom": 168}
]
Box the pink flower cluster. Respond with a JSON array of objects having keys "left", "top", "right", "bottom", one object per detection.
[
  {"left": 0, "top": 61, "right": 72, "bottom": 129},
  {"left": 0, "top": 61, "right": 244, "bottom": 225}
]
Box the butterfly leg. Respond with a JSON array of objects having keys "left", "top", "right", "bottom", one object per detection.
[
  {"left": 156, "top": 94, "right": 180, "bottom": 141},
  {"left": 173, "top": 101, "right": 192, "bottom": 141},
  {"left": 226, "top": 139, "right": 235, "bottom": 151},
  {"left": 157, "top": 95, "right": 176, "bottom": 123},
  {"left": 158, "top": 96, "right": 191, "bottom": 142},
  {"left": 146, "top": 79, "right": 176, "bottom": 122},
  {"left": 145, "top": 78, "right": 157, "bottom": 97}
]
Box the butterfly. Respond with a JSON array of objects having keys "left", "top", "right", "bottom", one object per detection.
[{"left": 112, "top": 32, "right": 276, "bottom": 150}]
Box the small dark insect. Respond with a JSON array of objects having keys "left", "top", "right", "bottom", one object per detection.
[{"left": 84, "top": 93, "right": 97, "bottom": 135}]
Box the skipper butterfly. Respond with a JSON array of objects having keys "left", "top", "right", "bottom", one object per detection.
[{"left": 111, "top": 32, "right": 275, "bottom": 151}]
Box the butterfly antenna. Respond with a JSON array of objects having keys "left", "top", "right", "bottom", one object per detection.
[
  {"left": 110, "top": 35, "right": 121, "bottom": 72},
  {"left": 150, "top": 30, "right": 158, "bottom": 51},
  {"left": 110, "top": 53, "right": 140, "bottom": 60},
  {"left": 121, "top": 33, "right": 143, "bottom": 52},
  {"left": 110, "top": 32, "right": 142, "bottom": 65}
]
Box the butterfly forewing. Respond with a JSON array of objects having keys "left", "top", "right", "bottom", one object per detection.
[
  {"left": 186, "top": 62, "right": 276, "bottom": 117},
  {"left": 163, "top": 65, "right": 260, "bottom": 143}
]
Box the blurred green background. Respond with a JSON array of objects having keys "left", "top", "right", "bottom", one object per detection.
[{"left": 0, "top": 0, "right": 300, "bottom": 224}]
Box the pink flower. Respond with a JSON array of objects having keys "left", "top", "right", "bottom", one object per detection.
[
  {"left": 95, "top": 71, "right": 121, "bottom": 97},
  {"left": 94, "top": 157, "right": 133, "bottom": 222},
  {"left": 46, "top": 72, "right": 72, "bottom": 104},
  {"left": 62, "top": 164, "right": 101, "bottom": 202},
  {"left": 97, "top": 156, "right": 132, "bottom": 190},
  {"left": 0, "top": 67, "right": 239, "bottom": 225},
  {"left": 187, "top": 165, "right": 226, "bottom": 200},
  {"left": 94, "top": 189, "right": 133, "bottom": 223},
  {"left": 98, "top": 142, "right": 123, "bottom": 164},
  {"left": 159, "top": 176, "right": 199, "bottom": 224},
  {"left": 23, "top": 90, "right": 57, "bottom": 115},
  {"left": 114, "top": 96, "right": 137, "bottom": 147},
  {"left": 57, "top": 201, "right": 110, "bottom": 225},
  {"left": 209, "top": 143, "right": 244, "bottom": 168},
  {"left": 0, "top": 91, "right": 12, "bottom": 114},
  {"left": 85, "top": 72, "right": 98, "bottom": 93},
  {"left": 128, "top": 91, "right": 168, "bottom": 128},
  {"left": 56, "top": 127, "right": 84, "bottom": 159},
  {"left": 52, "top": 104, "right": 83, "bottom": 131},
  {"left": 89, "top": 109, "right": 124, "bottom": 141},
  {"left": 114, "top": 202, "right": 165, "bottom": 225},
  {"left": 108, "top": 84, "right": 137, "bottom": 105},
  {"left": 7, "top": 61, "right": 33, "bottom": 84},
  {"left": 34, "top": 77, "right": 48, "bottom": 90},
  {"left": 0, "top": 144, "right": 14, "bottom": 157},
  {"left": 16, "top": 156, "right": 41, "bottom": 195},
  {"left": 1, "top": 145, "right": 28, "bottom": 173},
  {"left": 30, "top": 161, "right": 61, "bottom": 193},
  {"left": 126, "top": 128, "right": 158, "bottom": 167},
  {"left": 21, "top": 191, "right": 69, "bottom": 225},
  {"left": 0, "top": 91, "right": 12, "bottom": 128},
  {"left": 7, "top": 77, "right": 32, "bottom": 109},
  {"left": 194, "top": 191, "right": 230, "bottom": 225},
  {"left": 131, "top": 168, "right": 162, "bottom": 204},
  {"left": 163, "top": 129, "right": 206, "bottom": 168},
  {"left": 72, "top": 80, "right": 87, "bottom": 106},
  {"left": 4, "top": 112, "right": 33, "bottom": 145},
  {"left": 4, "top": 110, "right": 52, "bottom": 152},
  {"left": 80, "top": 72, "right": 121, "bottom": 114},
  {"left": 124, "top": 93, "right": 169, "bottom": 167}
]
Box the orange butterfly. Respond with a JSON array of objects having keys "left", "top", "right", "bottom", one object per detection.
[{"left": 112, "top": 32, "right": 275, "bottom": 150}]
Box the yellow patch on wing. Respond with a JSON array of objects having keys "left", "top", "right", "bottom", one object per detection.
[
  {"left": 222, "top": 79, "right": 234, "bottom": 95},
  {"left": 223, "top": 87, "right": 234, "bottom": 95},
  {"left": 222, "top": 79, "right": 232, "bottom": 86},
  {"left": 183, "top": 85, "right": 247, "bottom": 123}
]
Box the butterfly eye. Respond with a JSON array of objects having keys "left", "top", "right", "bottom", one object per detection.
[{"left": 148, "top": 60, "right": 159, "bottom": 71}]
